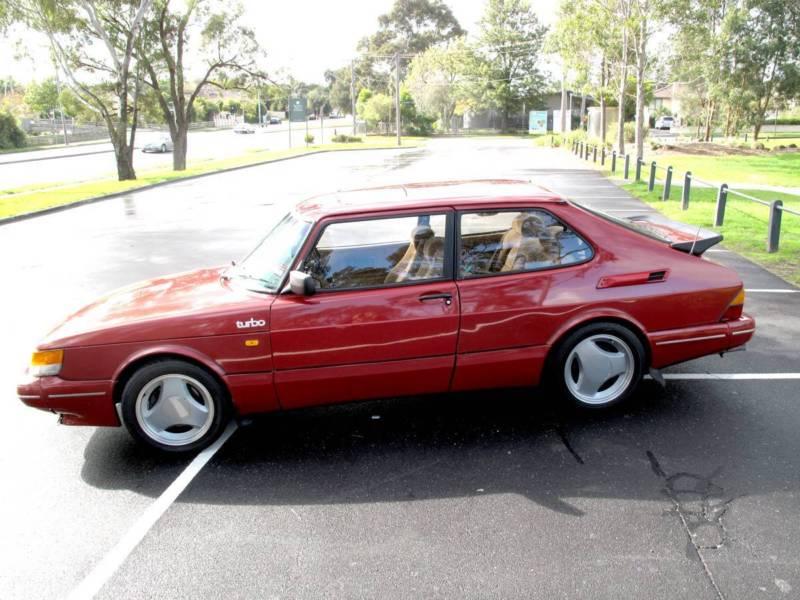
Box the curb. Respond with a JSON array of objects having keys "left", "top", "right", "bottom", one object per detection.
[
  {"left": 0, "top": 145, "right": 420, "bottom": 227},
  {"left": 0, "top": 147, "right": 114, "bottom": 166}
]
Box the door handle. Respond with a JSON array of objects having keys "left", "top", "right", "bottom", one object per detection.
[{"left": 419, "top": 292, "right": 452, "bottom": 305}]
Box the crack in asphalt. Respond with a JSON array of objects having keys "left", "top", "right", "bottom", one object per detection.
[
  {"left": 555, "top": 427, "right": 585, "bottom": 465},
  {"left": 647, "top": 451, "right": 730, "bottom": 600}
]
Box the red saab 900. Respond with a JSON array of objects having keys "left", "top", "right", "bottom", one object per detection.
[{"left": 18, "top": 180, "right": 755, "bottom": 452}]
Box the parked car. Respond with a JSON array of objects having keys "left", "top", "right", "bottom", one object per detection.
[
  {"left": 142, "top": 135, "right": 173, "bottom": 153},
  {"left": 233, "top": 123, "right": 256, "bottom": 134},
  {"left": 655, "top": 116, "right": 675, "bottom": 130},
  {"left": 269, "top": 117, "right": 282, "bottom": 125},
  {"left": 18, "top": 180, "right": 754, "bottom": 453}
]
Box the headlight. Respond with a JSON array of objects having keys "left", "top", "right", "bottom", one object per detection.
[{"left": 29, "top": 349, "right": 64, "bottom": 377}]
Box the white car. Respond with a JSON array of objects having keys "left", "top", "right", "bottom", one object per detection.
[
  {"left": 142, "top": 135, "right": 173, "bottom": 153},
  {"left": 233, "top": 123, "right": 256, "bottom": 134},
  {"left": 655, "top": 116, "right": 675, "bottom": 131}
]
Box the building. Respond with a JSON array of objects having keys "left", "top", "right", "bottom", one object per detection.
[{"left": 652, "top": 82, "right": 690, "bottom": 120}]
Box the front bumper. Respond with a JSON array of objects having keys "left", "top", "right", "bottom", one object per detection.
[
  {"left": 649, "top": 314, "right": 756, "bottom": 368},
  {"left": 17, "top": 374, "right": 119, "bottom": 427}
]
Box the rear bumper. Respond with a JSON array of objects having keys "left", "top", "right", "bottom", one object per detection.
[
  {"left": 17, "top": 374, "right": 119, "bottom": 427},
  {"left": 649, "top": 314, "right": 756, "bottom": 368}
]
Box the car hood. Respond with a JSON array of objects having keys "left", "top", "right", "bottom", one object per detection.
[{"left": 40, "top": 267, "right": 271, "bottom": 349}]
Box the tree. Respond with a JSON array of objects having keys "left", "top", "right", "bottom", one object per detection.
[
  {"left": 137, "top": 0, "right": 264, "bottom": 170},
  {"left": 14, "top": 0, "right": 152, "bottom": 180},
  {"left": 325, "top": 66, "right": 354, "bottom": 115},
  {"left": 549, "top": 0, "right": 621, "bottom": 144},
  {"left": 358, "top": 92, "right": 393, "bottom": 129},
  {"left": 24, "top": 78, "right": 60, "bottom": 117},
  {"left": 357, "top": 0, "right": 465, "bottom": 91},
  {"left": 477, "top": 0, "right": 548, "bottom": 130},
  {"left": 728, "top": 0, "right": 800, "bottom": 140}
]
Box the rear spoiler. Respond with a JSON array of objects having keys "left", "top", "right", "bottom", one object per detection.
[{"left": 625, "top": 215, "right": 723, "bottom": 256}]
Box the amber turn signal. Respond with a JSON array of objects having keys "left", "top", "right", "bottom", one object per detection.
[
  {"left": 722, "top": 288, "right": 745, "bottom": 321},
  {"left": 30, "top": 349, "right": 64, "bottom": 377}
]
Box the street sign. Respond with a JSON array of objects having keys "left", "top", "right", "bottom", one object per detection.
[
  {"left": 529, "top": 110, "right": 548, "bottom": 134},
  {"left": 289, "top": 96, "right": 307, "bottom": 122}
]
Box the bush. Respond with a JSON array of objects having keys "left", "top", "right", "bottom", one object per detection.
[
  {"left": 304, "top": 133, "right": 315, "bottom": 145},
  {"left": 331, "top": 134, "right": 363, "bottom": 143},
  {"left": 0, "top": 112, "right": 26, "bottom": 149},
  {"left": 753, "top": 142, "right": 766, "bottom": 150},
  {"left": 615, "top": 121, "right": 648, "bottom": 144},
  {"left": 789, "top": 143, "right": 798, "bottom": 149}
]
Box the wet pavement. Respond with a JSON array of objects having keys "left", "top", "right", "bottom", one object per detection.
[{"left": 1, "top": 138, "right": 798, "bottom": 599}]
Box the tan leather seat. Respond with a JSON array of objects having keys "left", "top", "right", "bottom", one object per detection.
[
  {"left": 385, "top": 225, "right": 434, "bottom": 284},
  {"left": 502, "top": 223, "right": 564, "bottom": 271},
  {"left": 489, "top": 213, "right": 542, "bottom": 272},
  {"left": 416, "top": 237, "right": 445, "bottom": 279}
]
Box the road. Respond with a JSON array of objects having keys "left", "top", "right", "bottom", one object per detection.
[
  {"left": 1, "top": 138, "right": 798, "bottom": 599},
  {"left": 0, "top": 118, "right": 356, "bottom": 190}
]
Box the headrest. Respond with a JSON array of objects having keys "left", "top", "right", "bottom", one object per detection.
[
  {"left": 411, "top": 225, "right": 435, "bottom": 242},
  {"left": 511, "top": 213, "right": 545, "bottom": 236}
]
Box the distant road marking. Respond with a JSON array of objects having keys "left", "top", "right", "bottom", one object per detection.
[
  {"left": 651, "top": 373, "right": 800, "bottom": 381},
  {"left": 745, "top": 289, "right": 799, "bottom": 293},
  {"left": 66, "top": 422, "right": 237, "bottom": 600}
]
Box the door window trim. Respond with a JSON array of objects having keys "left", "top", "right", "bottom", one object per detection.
[
  {"left": 294, "top": 210, "right": 456, "bottom": 293},
  {"left": 455, "top": 207, "right": 595, "bottom": 281}
]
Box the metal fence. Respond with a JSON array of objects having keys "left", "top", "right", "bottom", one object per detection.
[{"left": 565, "top": 137, "right": 799, "bottom": 253}]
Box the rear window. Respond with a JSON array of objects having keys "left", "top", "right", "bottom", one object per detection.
[{"left": 571, "top": 202, "right": 671, "bottom": 243}]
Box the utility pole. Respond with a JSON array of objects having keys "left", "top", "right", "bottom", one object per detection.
[
  {"left": 54, "top": 65, "right": 68, "bottom": 145},
  {"left": 288, "top": 92, "right": 292, "bottom": 148},
  {"left": 350, "top": 61, "right": 357, "bottom": 136},
  {"left": 395, "top": 53, "right": 401, "bottom": 146}
]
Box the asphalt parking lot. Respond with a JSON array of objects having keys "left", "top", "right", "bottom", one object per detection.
[{"left": 1, "top": 138, "right": 798, "bottom": 599}]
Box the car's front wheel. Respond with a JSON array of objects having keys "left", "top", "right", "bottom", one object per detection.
[
  {"left": 120, "top": 359, "right": 230, "bottom": 453},
  {"left": 552, "top": 323, "right": 645, "bottom": 409},
  {"left": 160, "top": 144, "right": 167, "bottom": 153}
]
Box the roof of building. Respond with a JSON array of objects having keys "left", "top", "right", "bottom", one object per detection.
[{"left": 293, "top": 179, "right": 564, "bottom": 219}]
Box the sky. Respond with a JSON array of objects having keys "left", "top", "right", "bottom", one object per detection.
[{"left": 0, "top": 0, "right": 560, "bottom": 86}]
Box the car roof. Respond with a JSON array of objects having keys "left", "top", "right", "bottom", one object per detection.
[{"left": 294, "top": 179, "right": 564, "bottom": 220}]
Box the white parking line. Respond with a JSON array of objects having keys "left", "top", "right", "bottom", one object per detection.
[
  {"left": 745, "top": 289, "right": 799, "bottom": 293},
  {"left": 66, "top": 422, "right": 238, "bottom": 600},
  {"left": 652, "top": 373, "right": 800, "bottom": 380}
]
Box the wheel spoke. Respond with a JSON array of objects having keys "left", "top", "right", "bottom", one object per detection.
[
  {"left": 575, "top": 341, "right": 612, "bottom": 396},
  {"left": 142, "top": 377, "right": 208, "bottom": 433}
]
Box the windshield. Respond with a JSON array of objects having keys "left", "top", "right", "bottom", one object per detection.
[{"left": 231, "top": 212, "right": 312, "bottom": 292}]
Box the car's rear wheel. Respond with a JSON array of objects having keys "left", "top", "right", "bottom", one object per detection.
[
  {"left": 160, "top": 144, "right": 167, "bottom": 153},
  {"left": 120, "top": 359, "right": 229, "bottom": 453},
  {"left": 552, "top": 323, "right": 645, "bottom": 409}
]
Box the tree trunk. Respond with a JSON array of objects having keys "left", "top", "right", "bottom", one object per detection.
[
  {"left": 634, "top": 13, "right": 647, "bottom": 160},
  {"left": 114, "top": 142, "right": 136, "bottom": 180},
  {"left": 173, "top": 127, "right": 188, "bottom": 170},
  {"left": 600, "top": 56, "right": 607, "bottom": 145},
  {"left": 704, "top": 101, "right": 715, "bottom": 142},
  {"left": 753, "top": 122, "right": 762, "bottom": 141},
  {"left": 580, "top": 94, "right": 587, "bottom": 130},
  {"left": 617, "top": 25, "right": 628, "bottom": 155}
]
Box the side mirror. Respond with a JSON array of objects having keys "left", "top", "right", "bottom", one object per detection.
[{"left": 289, "top": 270, "right": 317, "bottom": 296}]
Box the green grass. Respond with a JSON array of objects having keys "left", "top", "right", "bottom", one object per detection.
[
  {"left": 649, "top": 150, "right": 800, "bottom": 188},
  {"left": 0, "top": 136, "right": 425, "bottom": 220},
  {"left": 621, "top": 181, "right": 800, "bottom": 285}
]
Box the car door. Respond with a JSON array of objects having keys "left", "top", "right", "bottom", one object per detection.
[
  {"left": 452, "top": 207, "right": 595, "bottom": 392},
  {"left": 269, "top": 210, "right": 459, "bottom": 409}
]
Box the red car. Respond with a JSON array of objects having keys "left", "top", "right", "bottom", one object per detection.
[{"left": 18, "top": 180, "right": 755, "bottom": 453}]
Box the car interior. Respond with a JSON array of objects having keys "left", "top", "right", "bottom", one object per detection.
[{"left": 302, "top": 210, "right": 592, "bottom": 290}]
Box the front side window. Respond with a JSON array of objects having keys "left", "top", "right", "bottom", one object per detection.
[
  {"left": 302, "top": 213, "right": 449, "bottom": 290},
  {"left": 232, "top": 212, "right": 312, "bottom": 292},
  {"left": 459, "top": 209, "right": 593, "bottom": 278}
]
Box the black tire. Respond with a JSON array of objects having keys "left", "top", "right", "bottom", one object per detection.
[
  {"left": 160, "top": 144, "right": 167, "bottom": 153},
  {"left": 120, "top": 359, "right": 230, "bottom": 453},
  {"left": 550, "top": 322, "right": 645, "bottom": 410}
]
